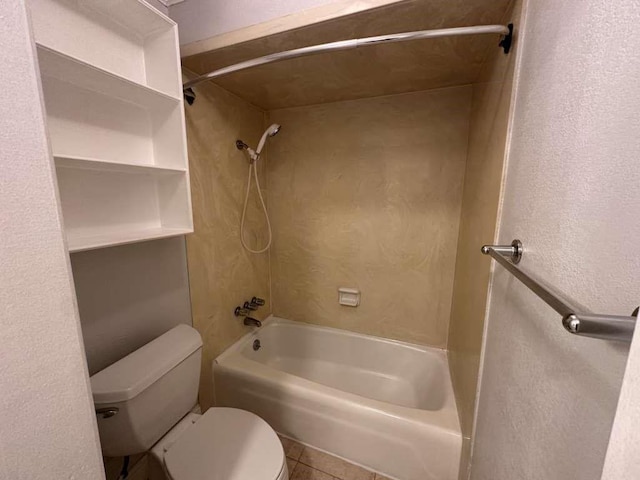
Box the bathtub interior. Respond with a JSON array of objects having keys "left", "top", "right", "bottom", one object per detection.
[
  {"left": 215, "top": 317, "right": 462, "bottom": 480},
  {"left": 233, "top": 319, "right": 449, "bottom": 411}
]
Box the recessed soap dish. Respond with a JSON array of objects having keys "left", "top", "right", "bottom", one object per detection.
[{"left": 338, "top": 287, "right": 360, "bottom": 307}]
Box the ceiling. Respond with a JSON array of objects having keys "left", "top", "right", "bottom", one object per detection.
[{"left": 181, "top": 0, "right": 514, "bottom": 110}]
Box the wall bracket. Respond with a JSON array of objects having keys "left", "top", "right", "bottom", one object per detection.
[
  {"left": 499, "top": 23, "right": 514, "bottom": 54},
  {"left": 184, "top": 87, "right": 196, "bottom": 105}
]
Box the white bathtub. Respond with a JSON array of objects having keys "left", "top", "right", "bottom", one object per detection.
[{"left": 213, "top": 317, "right": 461, "bottom": 480}]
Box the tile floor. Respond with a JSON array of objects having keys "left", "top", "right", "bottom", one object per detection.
[{"left": 279, "top": 435, "right": 392, "bottom": 480}]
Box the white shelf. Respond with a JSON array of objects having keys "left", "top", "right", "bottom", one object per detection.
[
  {"left": 31, "top": 0, "right": 193, "bottom": 252},
  {"left": 55, "top": 166, "right": 192, "bottom": 253},
  {"left": 36, "top": 45, "right": 180, "bottom": 109},
  {"left": 67, "top": 227, "right": 193, "bottom": 253},
  {"left": 41, "top": 69, "right": 186, "bottom": 169},
  {"left": 54, "top": 155, "right": 186, "bottom": 175},
  {"left": 29, "top": 0, "right": 181, "bottom": 97}
]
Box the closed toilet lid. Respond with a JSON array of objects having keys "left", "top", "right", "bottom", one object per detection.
[{"left": 165, "top": 408, "right": 284, "bottom": 480}]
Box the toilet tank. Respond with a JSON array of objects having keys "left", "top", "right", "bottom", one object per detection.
[{"left": 90, "top": 324, "right": 202, "bottom": 457}]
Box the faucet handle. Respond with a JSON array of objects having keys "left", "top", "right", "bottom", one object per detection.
[
  {"left": 244, "top": 301, "right": 258, "bottom": 311},
  {"left": 234, "top": 306, "right": 249, "bottom": 317},
  {"left": 251, "top": 296, "right": 266, "bottom": 306}
]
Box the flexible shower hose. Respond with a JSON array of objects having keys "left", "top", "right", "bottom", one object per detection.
[{"left": 240, "top": 158, "right": 272, "bottom": 254}]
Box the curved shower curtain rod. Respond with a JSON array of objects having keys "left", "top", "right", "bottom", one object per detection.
[{"left": 183, "top": 23, "right": 513, "bottom": 96}]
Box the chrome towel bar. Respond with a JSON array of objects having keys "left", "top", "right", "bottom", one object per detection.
[{"left": 481, "top": 240, "right": 637, "bottom": 342}]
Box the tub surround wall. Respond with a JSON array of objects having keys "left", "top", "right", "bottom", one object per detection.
[
  {"left": 184, "top": 80, "right": 271, "bottom": 408},
  {"left": 447, "top": 0, "right": 522, "bottom": 471},
  {"left": 267, "top": 87, "right": 471, "bottom": 347}
]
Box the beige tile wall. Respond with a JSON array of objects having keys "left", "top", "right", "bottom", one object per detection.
[
  {"left": 184, "top": 80, "right": 271, "bottom": 408},
  {"left": 267, "top": 87, "right": 472, "bottom": 347},
  {"left": 447, "top": 1, "right": 521, "bottom": 476}
]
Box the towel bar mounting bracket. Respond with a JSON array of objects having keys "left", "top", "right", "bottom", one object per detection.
[
  {"left": 481, "top": 239, "right": 637, "bottom": 342},
  {"left": 499, "top": 23, "right": 514, "bottom": 54},
  {"left": 482, "top": 238, "right": 522, "bottom": 264}
]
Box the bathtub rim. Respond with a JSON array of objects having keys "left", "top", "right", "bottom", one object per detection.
[{"left": 218, "top": 315, "right": 449, "bottom": 360}]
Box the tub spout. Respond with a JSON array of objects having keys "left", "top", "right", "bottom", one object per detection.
[{"left": 244, "top": 317, "right": 262, "bottom": 328}]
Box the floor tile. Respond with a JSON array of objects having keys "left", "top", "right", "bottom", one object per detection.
[
  {"left": 291, "top": 463, "right": 335, "bottom": 480},
  {"left": 299, "top": 447, "right": 375, "bottom": 480},
  {"left": 279, "top": 434, "right": 305, "bottom": 460}
]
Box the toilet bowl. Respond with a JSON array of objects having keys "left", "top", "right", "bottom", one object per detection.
[
  {"left": 149, "top": 409, "right": 287, "bottom": 480},
  {"left": 90, "top": 325, "right": 287, "bottom": 480}
]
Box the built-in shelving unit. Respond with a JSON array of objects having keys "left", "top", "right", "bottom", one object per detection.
[{"left": 29, "top": 0, "right": 192, "bottom": 252}]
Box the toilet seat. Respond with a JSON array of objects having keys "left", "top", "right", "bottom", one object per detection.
[{"left": 164, "top": 408, "right": 285, "bottom": 480}]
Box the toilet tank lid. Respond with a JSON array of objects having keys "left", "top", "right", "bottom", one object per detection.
[{"left": 91, "top": 324, "right": 202, "bottom": 405}]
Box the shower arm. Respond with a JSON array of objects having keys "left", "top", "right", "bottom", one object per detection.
[{"left": 183, "top": 24, "right": 513, "bottom": 91}]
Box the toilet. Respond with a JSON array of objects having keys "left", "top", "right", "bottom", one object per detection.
[{"left": 90, "top": 324, "right": 287, "bottom": 480}]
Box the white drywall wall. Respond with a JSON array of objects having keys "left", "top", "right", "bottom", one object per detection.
[
  {"left": 0, "top": 1, "right": 105, "bottom": 478},
  {"left": 470, "top": 0, "right": 640, "bottom": 479},
  {"left": 71, "top": 237, "right": 192, "bottom": 375},
  {"left": 169, "top": 0, "right": 341, "bottom": 45}
]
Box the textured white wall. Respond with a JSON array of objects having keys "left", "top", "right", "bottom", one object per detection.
[
  {"left": 0, "top": 1, "right": 105, "bottom": 478},
  {"left": 470, "top": 0, "right": 640, "bottom": 479},
  {"left": 170, "top": 0, "right": 341, "bottom": 45}
]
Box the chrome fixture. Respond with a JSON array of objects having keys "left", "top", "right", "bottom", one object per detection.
[
  {"left": 251, "top": 296, "right": 266, "bottom": 306},
  {"left": 183, "top": 24, "right": 513, "bottom": 92},
  {"left": 183, "top": 87, "right": 196, "bottom": 105},
  {"left": 236, "top": 296, "right": 265, "bottom": 317},
  {"left": 253, "top": 339, "right": 261, "bottom": 351},
  {"left": 244, "top": 317, "right": 262, "bottom": 328},
  {"left": 96, "top": 407, "right": 119, "bottom": 419},
  {"left": 234, "top": 306, "right": 249, "bottom": 317},
  {"left": 244, "top": 301, "right": 258, "bottom": 311},
  {"left": 235, "top": 140, "right": 249, "bottom": 151},
  {"left": 481, "top": 239, "right": 522, "bottom": 264},
  {"left": 482, "top": 240, "right": 637, "bottom": 342}
]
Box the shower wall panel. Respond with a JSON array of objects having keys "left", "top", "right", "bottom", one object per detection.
[
  {"left": 447, "top": 2, "right": 521, "bottom": 476},
  {"left": 267, "top": 86, "right": 471, "bottom": 347},
  {"left": 184, "top": 80, "right": 271, "bottom": 408}
]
